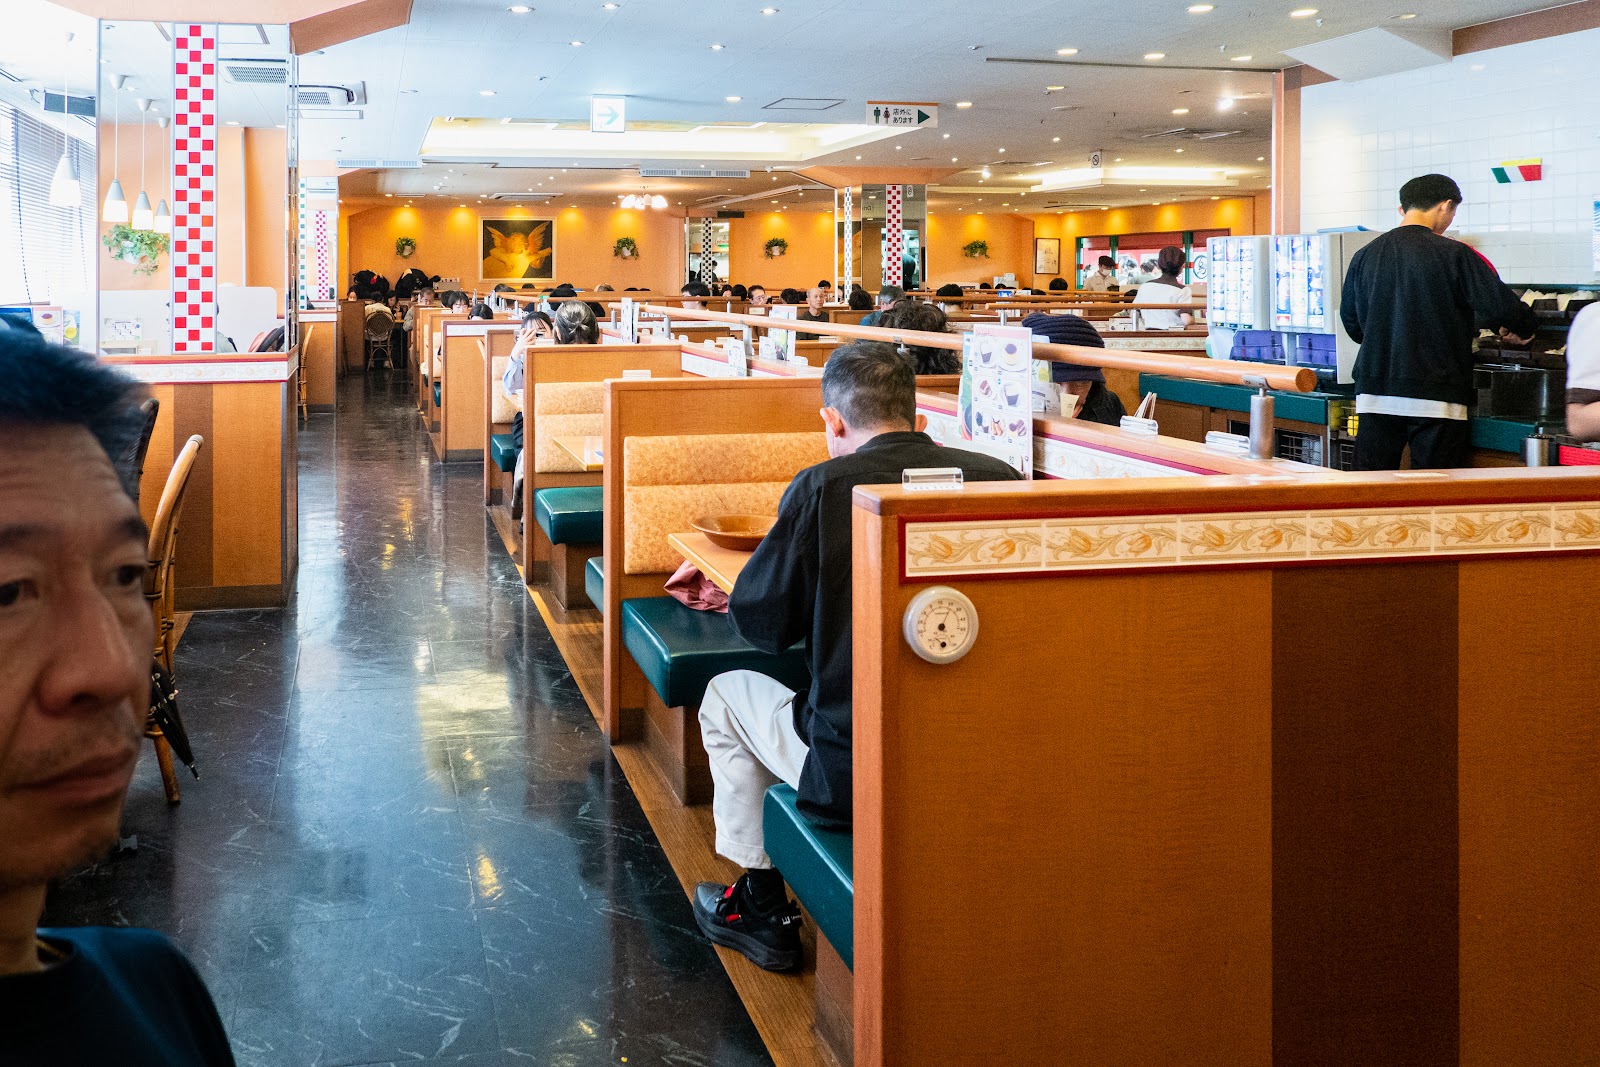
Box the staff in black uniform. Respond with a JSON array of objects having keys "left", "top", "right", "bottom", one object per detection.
[{"left": 1340, "top": 173, "right": 1536, "bottom": 469}]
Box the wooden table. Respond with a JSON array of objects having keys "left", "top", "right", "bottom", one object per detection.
[
  {"left": 667, "top": 531, "right": 755, "bottom": 593},
  {"left": 552, "top": 435, "right": 604, "bottom": 471}
]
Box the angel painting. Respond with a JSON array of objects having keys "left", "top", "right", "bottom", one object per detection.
[{"left": 480, "top": 218, "right": 555, "bottom": 283}]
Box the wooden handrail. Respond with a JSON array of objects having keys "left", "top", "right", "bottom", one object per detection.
[{"left": 640, "top": 303, "right": 1315, "bottom": 393}]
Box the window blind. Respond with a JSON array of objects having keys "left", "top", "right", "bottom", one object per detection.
[{"left": 0, "top": 101, "right": 96, "bottom": 305}]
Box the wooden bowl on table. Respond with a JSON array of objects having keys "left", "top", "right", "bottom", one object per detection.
[{"left": 691, "top": 515, "right": 776, "bottom": 552}]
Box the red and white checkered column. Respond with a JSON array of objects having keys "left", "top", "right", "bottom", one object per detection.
[
  {"left": 882, "top": 185, "right": 904, "bottom": 288},
  {"left": 171, "top": 24, "right": 217, "bottom": 354}
]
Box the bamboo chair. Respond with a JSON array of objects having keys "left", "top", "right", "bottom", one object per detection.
[
  {"left": 145, "top": 435, "right": 203, "bottom": 803},
  {"left": 298, "top": 325, "right": 314, "bottom": 424}
]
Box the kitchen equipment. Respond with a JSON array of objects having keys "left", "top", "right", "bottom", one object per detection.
[
  {"left": 1473, "top": 363, "right": 1565, "bottom": 422},
  {"left": 1524, "top": 434, "right": 1562, "bottom": 467},
  {"left": 691, "top": 514, "right": 777, "bottom": 551}
]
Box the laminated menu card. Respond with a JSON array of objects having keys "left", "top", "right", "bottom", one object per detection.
[{"left": 957, "top": 323, "right": 1034, "bottom": 476}]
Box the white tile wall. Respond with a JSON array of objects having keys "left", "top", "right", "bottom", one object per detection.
[{"left": 1301, "top": 26, "right": 1600, "bottom": 284}]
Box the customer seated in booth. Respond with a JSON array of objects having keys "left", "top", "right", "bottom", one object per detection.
[
  {"left": 691, "top": 342, "right": 1023, "bottom": 972},
  {"left": 502, "top": 302, "right": 598, "bottom": 516},
  {"left": 795, "top": 287, "right": 830, "bottom": 339},
  {"left": 878, "top": 300, "right": 960, "bottom": 375},
  {"left": 680, "top": 279, "right": 710, "bottom": 311},
  {"left": 846, "top": 288, "right": 873, "bottom": 314},
  {"left": 746, "top": 285, "right": 768, "bottom": 307},
  {"left": 0, "top": 331, "right": 235, "bottom": 1064},
  {"left": 1021, "top": 312, "right": 1129, "bottom": 426},
  {"left": 859, "top": 285, "right": 903, "bottom": 327}
]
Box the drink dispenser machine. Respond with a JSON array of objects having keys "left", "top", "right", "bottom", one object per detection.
[{"left": 1207, "top": 231, "right": 1378, "bottom": 383}]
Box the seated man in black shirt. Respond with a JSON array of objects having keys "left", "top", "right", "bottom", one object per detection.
[
  {"left": 0, "top": 333, "right": 235, "bottom": 1065},
  {"left": 691, "top": 342, "right": 1023, "bottom": 971}
]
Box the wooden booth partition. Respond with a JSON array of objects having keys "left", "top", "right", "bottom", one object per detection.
[
  {"left": 518, "top": 344, "right": 689, "bottom": 581},
  {"left": 298, "top": 311, "right": 339, "bottom": 411},
  {"left": 112, "top": 351, "right": 300, "bottom": 611},
  {"left": 436, "top": 324, "right": 517, "bottom": 462},
  {"left": 338, "top": 298, "right": 366, "bottom": 373},
  {"left": 848, "top": 468, "right": 1600, "bottom": 1066},
  {"left": 600, "top": 377, "right": 828, "bottom": 744}
]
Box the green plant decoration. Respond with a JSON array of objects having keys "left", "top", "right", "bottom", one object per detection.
[
  {"left": 395, "top": 236, "right": 417, "bottom": 258},
  {"left": 613, "top": 236, "right": 638, "bottom": 259},
  {"left": 963, "top": 239, "right": 990, "bottom": 259},
  {"left": 764, "top": 237, "right": 789, "bottom": 259},
  {"left": 101, "top": 224, "right": 170, "bottom": 276}
]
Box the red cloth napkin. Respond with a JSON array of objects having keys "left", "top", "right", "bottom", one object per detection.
[{"left": 665, "top": 559, "right": 729, "bottom": 613}]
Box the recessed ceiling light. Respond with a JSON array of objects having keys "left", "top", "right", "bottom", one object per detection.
[
  {"left": 726, "top": 95, "right": 741, "bottom": 102},
  {"left": 1144, "top": 52, "right": 1165, "bottom": 60},
  {"left": 1172, "top": 107, "right": 1189, "bottom": 114},
  {"left": 1289, "top": 7, "right": 1317, "bottom": 16},
  {"left": 1257, "top": 155, "right": 1266, "bottom": 161},
  {"left": 761, "top": 5, "right": 778, "bottom": 12},
  {"left": 1391, "top": 11, "right": 1416, "bottom": 17},
  {"left": 602, "top": 2, "right": 618, "bottom": 7},
  {"left": 1231, "top": 55, "right": 1254, "bottom": 61},
  {"left": 895, "top": 145, "right": 902, "bottom": 150},
  {"left": 710, "top": 42, "right": 725, "bottom": 50},
  {"left": 569, "top": 39, "right": 583, "bottom": 46},
  {"left": 1056, "top": 47, "right": 1079, "bottom": 56},
  {"left": 385, "top": 193, "right": 393, "bottom": 197},
  {"left": 1217, "top": 97, "right": 1235, "bottom": 110},
  {"left": 1052, "top": 136, "right": 1061, "bottom": 142},
  {"left": 225, "top": 119, "right": 240, "bottom": 125},
  {"left": 1045, "top": 85, "right": 1064, "bottom": 91},
  {"left": 1115, "top": 157, "right": 1124, "bottom": 162},
  {"left": 855, "top": 154, "right": 862, "bottom": 160},
  {"left": 1187, "top": 3, "right": 1213, "bottom": 10},
  {"left": 507, "top": 4, "right": 531, "bottom": 11},
  {"left": 1211, "top": 195, "right": 1220, "bottom": 200},
  {"left": 955, "top": 101, "right": 973, "bottom": 108},
  {"left": 951, "top": 156, "right": 958, "bottom": 162},
  {"left": 478, "top": 89, "right": 496, "bottom": 96},
  {"left": 997, "top": 147, "right": 1006, "bottom": 153},
  {"left": 1175, "top": 148, "right": 1184, "bottom": 153},
  {"left": 942, "top": 133, "right": 950, "bottom": 139}
]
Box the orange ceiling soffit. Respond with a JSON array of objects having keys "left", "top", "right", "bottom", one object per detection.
[
  {"left": 799, "top": 166, "right": 964, "bottom": 188},
  {"left": 52, "top": 0, "right": 411, "bottom": 53},
  {"left": 290, "top": 0, "right": 412, "bottom": 54}
]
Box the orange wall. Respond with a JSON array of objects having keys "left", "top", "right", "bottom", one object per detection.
[
  {"left": 342, "top": 203, "right": 687, "bottom": 293},
  {"left": 926, "top": 212, "right": 1036, "bottom": 288},
  {"left": 726, "top": 209, "right": 836, "bottom": 291},
  {"left": 97, "top": 122, "right": 172, "bottom": 292},
  {"left": 244, "top": 128, "right": 288, "bottom": 312},
  {"left": 1029, "top": 195, "right": 1266, "bottom": 287}
]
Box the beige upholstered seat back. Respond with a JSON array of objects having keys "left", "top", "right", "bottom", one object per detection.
[
  {"left": 490, "top": 355, "right": 518, "bottom": 424},
  {"left": 532, "top": 381, "right": 604, "bottom": 473},
  {"left": 621, "top": 432, "right": 828, "bottom": 574}
]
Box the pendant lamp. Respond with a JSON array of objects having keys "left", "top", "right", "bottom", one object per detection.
[
  {"left": 153, "top": 117, "right": 172, "bottom": 233},
  {"left": 48, "top": 32, "right": 81, "bottom": 207},
  {"left": 130, "top": 99, "right": 153, "bottom": 230},
  {"left": 102, "top": 75, "right": 128, "bottom": 223}
]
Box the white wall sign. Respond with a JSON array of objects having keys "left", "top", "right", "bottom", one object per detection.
[
  {"left": 866, "top": 102, "right": 937, "bottom": 128},
  {"left": 591, "top": 96, "right": 626, "bottom": 134}
]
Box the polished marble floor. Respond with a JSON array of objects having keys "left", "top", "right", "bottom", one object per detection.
[{"left": 44, "top": 370, "right": 772, "bottom": 1067}]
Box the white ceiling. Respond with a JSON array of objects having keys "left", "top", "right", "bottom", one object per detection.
[{"left": 0, "top": 0, "right": 1573, "bottom": 209}]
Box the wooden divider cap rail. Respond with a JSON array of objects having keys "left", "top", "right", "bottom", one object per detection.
[{"left": 641, "top": 303, "right": 1315, "bottom": 394}]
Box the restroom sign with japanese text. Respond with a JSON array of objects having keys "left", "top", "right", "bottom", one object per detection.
[{"left": 866, "top": 102, "right": 937, "bottom": 128}]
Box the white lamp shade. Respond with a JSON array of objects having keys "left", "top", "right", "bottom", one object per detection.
[
  {"left": 102, "top": 178, "right": 129, "bottom": 223},
  {"left": 130, "top": 190, "right": 154, "bottom": 230},
  {"left": 650, "top": 194, "right": 668, "bottom": 210},
  {"left": 154, "top": 199, "right": 172, "bottom": 234},
  {"left": 48, "top": 151, "right": 80, "bottom": 207}
]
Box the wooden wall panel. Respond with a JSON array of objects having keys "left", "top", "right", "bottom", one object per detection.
[
  {"left": 1457, "top": 556, "right": 1600, "bottom": 1064},
  {"left": 858, "top": 564, "right": 1275, "bottom": 1065},
  {"left": 1271, "top": 563, "right": 1461, "bottom": 1065},
  {"left": 208, "top": 383, "right": 284, "bottom": 588}
]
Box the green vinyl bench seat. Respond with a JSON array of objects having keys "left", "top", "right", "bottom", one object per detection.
[
  {"left": 533, "top": 486, "right": 604, "bottom": 545},
  {"left": 764, "top": 784, "right": 853, "bottom": 970},
  {"left": 620, "top": 595, "right": 811, "bottom": 709},
  {"left": 489, "top": 433, "right": 519, "bottom": 473},
  {"left": 585, "top": 555, "right": 605, "bottom": 611}
]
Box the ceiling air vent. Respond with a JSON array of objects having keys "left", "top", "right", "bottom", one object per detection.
[
  {"left": 221, "top": 59, "right": 286, "bottom": 85},
  {"left": 298, "top": 83, "right": 367, "bottom": 107},
  {"left": 1139, "top": 127, "right": 1243, "bottom": 141},
  {"left": 762, "top": 97, "right": 843, "bottom": 111},
  {"left": 712, "top": 169, "right": 750, "bottom": 179},
  {"left": 639, "top": 167, "right": 753, "bottom": 179},
  {"left": 335, "top": 158, "right": 422, "bottom": 169},
  {"left": 486, "top": 192, "right": 557, "bottom": 201}
]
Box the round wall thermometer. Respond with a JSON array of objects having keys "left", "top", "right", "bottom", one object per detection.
[{"left": 902, "top": 585, "right": 979, "bottom": 664}]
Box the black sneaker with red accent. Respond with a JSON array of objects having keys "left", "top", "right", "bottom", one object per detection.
[{"left": 692, "top": 876, "right": 804, "bottom": 972}]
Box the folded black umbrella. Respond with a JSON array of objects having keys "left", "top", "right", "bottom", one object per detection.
[{"left": 149, "top": 662, "right": 199, "bottom": 778}]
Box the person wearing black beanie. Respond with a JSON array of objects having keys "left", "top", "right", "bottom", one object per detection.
[{"left": 1020, "top": 312, "right": 1127, "bottom": 426}]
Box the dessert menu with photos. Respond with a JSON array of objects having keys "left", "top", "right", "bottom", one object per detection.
[
  {"left": 767, "top": 306, "right": 797, "bottom": 361},
  {"left": 957, "top": 323, "right": 1034, "bottom": 476}
]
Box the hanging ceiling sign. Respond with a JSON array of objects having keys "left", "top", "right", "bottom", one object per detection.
[
  {"left": 866, "top": 101, "right": 937, "bottom": 128},
  {"left": 591, "top": 96, "right": 626, "bottom": 134}
]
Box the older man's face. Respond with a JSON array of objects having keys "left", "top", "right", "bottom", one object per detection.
[
  {"left": 0, "top": 424, "right": 151, "bottom": 893},
  {"left": 806, "top": 288, "right": 824, "bottom": 312}
]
